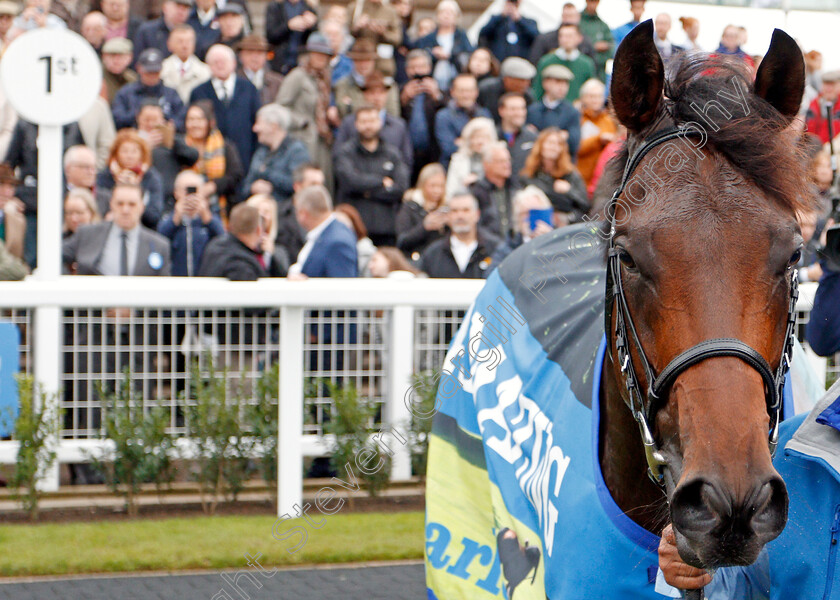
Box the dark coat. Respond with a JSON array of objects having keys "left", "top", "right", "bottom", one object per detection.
[
  {"left": 198, "top": 232, "right": 283, "bottom": 280},
  {"left": 412, "top": 28, "right": 473, "bottom": 73},
  {"left": 334, "top": 138, "right": 410, "bottom": 238},
  {"left": 187, "top": 11, "right": 220, "bottom": 61},
  {"left": 240, "top": 135, "right": 310, "bottom": 203},
  {"left": 5, "top": 119, "right": 83, "bottom": 215},
  {"left": 300, "top": 218, "right": 358, "bottom": 277},
  {"left": 151, "top": 137, "right": 200, "bottom": 214},
  {"left": 498, "top": 125, "right": 538, "bottom": 182},
  {"left": 112, "top": 81, "right": 186, "bottom": 130},
  {"left": 95, "top": 167, "right": 165, "bottom": 229},
  {"left": 395, "top": 199, "right": 445, "bottom": 258},
  {"left": 275, "top": 198, "right": 306, "bottom": 264},
  {"left": 400, "top": 86, "right": 445, "bottom": 178},
  {"left": 335, "top": 113, "right": 413, "bottom": 172},
  {"left": 478, "top": 14, "right": 539, "bottom": 62},
  {"left": 189, "top": 76, "right": 261, "bottom": 169},
  {"left": 157, "top": 212, "right": 225, "bottom": 276},
  {"left": 520, "top": 169, "right": 588, "bottom": 215},
  {"left": 132, "top": 17, "right": 172, "bottom": 62},
  {"left": 526, "top": 99, "right": 581, "bottom": 157},
  {"left": 265, "top": 0, "right": 318, "bottom": 74},
  {"left": 419, "top": 229, "right": 500, "bottom": 279},
  {"left": 469, "top": 177, "right": 522, "bottom": 239},
  {"left": 62, "top": 221, "right": 172, "bottom": 276}
]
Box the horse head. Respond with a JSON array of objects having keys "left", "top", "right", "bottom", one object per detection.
[{"left": 607, "top": 21, "right": 813, "bottom": 568}]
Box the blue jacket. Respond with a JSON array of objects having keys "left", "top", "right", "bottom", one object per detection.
[
  {"left": 526, "top": 99, "right": 581, "bottom": 157},
  {"left": 112, "top": 81, "right": 186, "bottom": 131},
  {"left": 189, "top": 77, "right": 262, "bottom": 170},
  {"left": 301, "top": 218, "right": 357, "bottom": 278},
  {"left": 806, "top": 268, "right": 840, "bottom": 356},
  {"left": 478, "top": 14, "right": 539, "bottom": 61},
  {"left": 157, "top": 213, "right": 225, "bottom": 276},
  {"left": 241, "top": 134, "right": 310, "bottom": 203},
  {"left": 704, "top": 379, "right": 840, "bottom": 600},
  {"left": 434, "top": 101, "right": 492, "bottom": 167}
]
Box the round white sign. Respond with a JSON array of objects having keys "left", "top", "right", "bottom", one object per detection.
[{"left": 0, "top": 29, "right": 102, "bottom": 126}]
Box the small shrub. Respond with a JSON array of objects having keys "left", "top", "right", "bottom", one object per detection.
[
  {"left": 324, "top": 381, "right": 390, "bottom": 497},
  {"left": 2, "top": 375, "right": 61, "bottom": 521},
  {"left": 245, "top": 364, "right": 279, "bottom": 503},
  {"left": 186, "top": 357, "right": 254, "bottom": 514},
  {"left": 89, "top": 370, "right": 175, "bottom": 517}
]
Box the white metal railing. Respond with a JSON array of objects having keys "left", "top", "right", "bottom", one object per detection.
[{"left": 0, "top": 277, "right": 833, "bottom": 513}]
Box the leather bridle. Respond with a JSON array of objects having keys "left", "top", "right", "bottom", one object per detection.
[{"left": 604, "top": 127, "right": 799, "bottom": 486}]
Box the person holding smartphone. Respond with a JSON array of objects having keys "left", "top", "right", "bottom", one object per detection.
[
  {"left": 489, "top": 185, "right": 553, "bottom": 267},
  {"left": 156, "top": 170, "right": 224, "bottom": 276},
  {"left": 477, "top": 0, "right": 539, "bottom": 63}
]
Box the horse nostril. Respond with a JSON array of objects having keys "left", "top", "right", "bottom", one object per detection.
[
  {"left": 749, "top": 476, "right": 788, "bottom": 540},
  {"left": 670, "top": 478, "right": 723, "bottom": 536}
]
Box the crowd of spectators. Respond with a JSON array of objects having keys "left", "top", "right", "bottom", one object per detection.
[{"left": 0, "top": 0, "right": 833, "bottom": 294}]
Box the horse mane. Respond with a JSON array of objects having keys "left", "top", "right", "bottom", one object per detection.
[{"left": 594, "top": 52, "right": 818, "bottom": 221}]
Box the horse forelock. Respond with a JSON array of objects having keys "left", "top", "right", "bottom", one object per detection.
[{"left": 594, "top": 52, "right": 819, "bottom": 241}]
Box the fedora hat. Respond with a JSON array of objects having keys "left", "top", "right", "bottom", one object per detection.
[
  {"left": 346, "top": 38, "right": 377, "bottom": 60},
  {"left": 236, "top": 34, "right": 271, "bottom": 53}
]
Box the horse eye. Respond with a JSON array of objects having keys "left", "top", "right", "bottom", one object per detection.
[
  {"left": 788, "top": 248, "right": 802, "bottom": 267},
  {"left": 618, "top": 250, "right": 637, "bottom": 270}
]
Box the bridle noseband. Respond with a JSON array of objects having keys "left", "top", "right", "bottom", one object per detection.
[{"left": 604, "top": 127, "right": 799, "bottom": 487}]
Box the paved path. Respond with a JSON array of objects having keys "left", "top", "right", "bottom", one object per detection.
[{"left": 0, "top": 561, "right": 426, "bottom": 600}]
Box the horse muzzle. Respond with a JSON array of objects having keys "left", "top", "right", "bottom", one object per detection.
[{"left": 669, "top": 473, "right": 788, "bottom": 568}]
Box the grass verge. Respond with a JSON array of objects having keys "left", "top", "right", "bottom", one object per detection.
[{"left": 0, "top": 511, "right": 424, "bottom": 577}]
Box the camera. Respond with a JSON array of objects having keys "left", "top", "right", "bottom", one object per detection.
[
  {"left": 186, "top": 185, "right": 197, "bottom": 195},
  {"left": 821, "top": 224, "right": 840, "bottom": 273}
]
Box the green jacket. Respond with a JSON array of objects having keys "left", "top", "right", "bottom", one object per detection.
[
  {"left": 578, "top": 11, "right": 613, "bottom": 81},
  {"left": 532, "top": 52, "right": 596, "bottom": 103}
]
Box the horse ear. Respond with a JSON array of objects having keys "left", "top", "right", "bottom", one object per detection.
[
  {"left": 609, "top": 20, "right": 664, "bottom": 133},
  {"left": 753, "top": 29, "right": 804, "bottom": 121}
]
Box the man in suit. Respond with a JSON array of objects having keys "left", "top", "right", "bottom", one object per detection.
[
  {"left": 236, "top": 34, "right": 283, "bottom": 106},
  {"left": 160, "top": 24, "right": 212, "bottom": 103},
  {"left": 189, "top": 43, "right": 261, "bottom": 168},
  {"left": 289, "top": 184, "right": 356, "bottom": 278},
  {"left": 62, "top": 183, "right": 172, "bottom": 276}
]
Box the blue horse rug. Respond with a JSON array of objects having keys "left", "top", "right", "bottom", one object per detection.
[{"left": 424, "top": 223, "right": 797, "bottom": 599}]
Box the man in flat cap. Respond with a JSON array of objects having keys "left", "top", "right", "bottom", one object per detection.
[
  {"left": 102, "top": 37, "right": 137, "bottom": 104},
  {"left": 236, "top": 34, "right": 283, "bottom": 105},
  {"left": 133, "top": 0, "right": 192, "bottom": 62},
  {"left": 527, "top": 64, "right": 581, "bottom": 155},
  {"left": 806, "top": 70, "right": 840, "bottom": 144},
  {"left": 478, "top": 56, "right": 536, "bottom": 123}
]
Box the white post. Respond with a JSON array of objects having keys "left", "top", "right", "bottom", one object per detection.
[
  {"left": 33, "top": 124, "right": 63, "bottom": 491},
  {"left": 278, "top": 306, "right": 304, "bottom": 514},
  {"left": 387, "top": 305, "right": 414, "bottom": 481}
]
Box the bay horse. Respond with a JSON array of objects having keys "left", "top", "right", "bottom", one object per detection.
[{"left": 424, "top": 21, "right": 815, "bottom": 599}]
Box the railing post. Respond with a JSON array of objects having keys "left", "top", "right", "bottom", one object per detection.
[
  {"left": 387, "top": 305, "right": 414, "bottom": 481},
  {"left": 278, "top": 306, "right": 304, "bottom": 514}
]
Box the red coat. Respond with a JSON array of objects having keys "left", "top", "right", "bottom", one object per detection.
[{"left": 806, "top": 96, "right": 840, "bottom": 144}]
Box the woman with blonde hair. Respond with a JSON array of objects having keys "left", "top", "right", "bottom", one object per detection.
[
  {"left": 577, "top": 78, "right": 617, "bottom": 187},
  {"left": 445, "top": 117, "right": 497, "bottom": 198},
  {"left": 397, "top": 162, "right": 447, "bottom": 260},
  {"left": 63, "top": 188, "right": 101, "bottom": 238},
  {"left": 95, "top": 129, "right": 164, "bottom": 228},
  {"left": 520, "top": 128, "right": 588, "bottom": 224}
]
